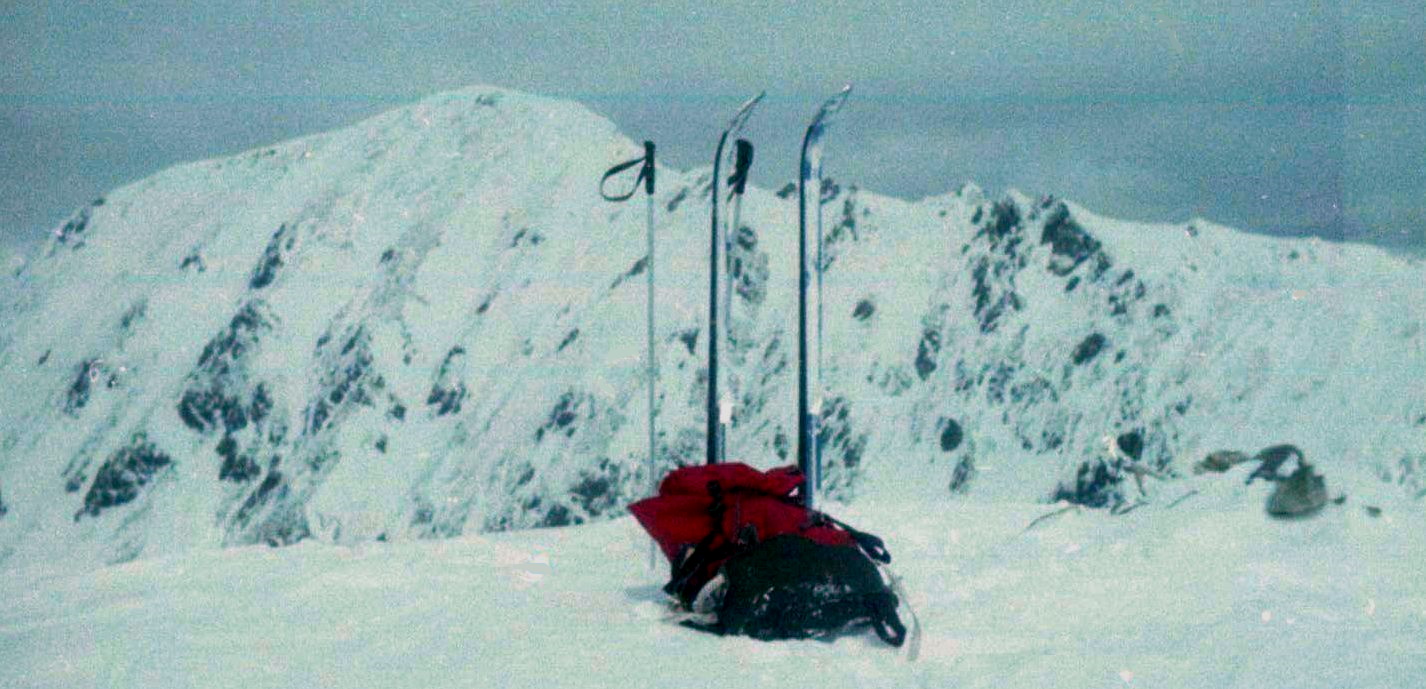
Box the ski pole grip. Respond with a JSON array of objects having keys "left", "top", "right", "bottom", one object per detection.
[
  {"left": 642, "top": 141, "right": 656, "bottom": 195},
  {"left": 730, "top": 139, "right": 754, "bottom": 194},
  {"left": 599, "top": 141, "right": 657, "bottom": 202}
]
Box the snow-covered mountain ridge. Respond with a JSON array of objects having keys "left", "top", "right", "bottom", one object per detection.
[{"left": 1, "top": 85, "right": 1422, "bottom": 569}]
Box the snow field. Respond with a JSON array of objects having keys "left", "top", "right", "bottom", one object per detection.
[{"left": 4, "top": 460, "right": 1422, "bottom": 689}]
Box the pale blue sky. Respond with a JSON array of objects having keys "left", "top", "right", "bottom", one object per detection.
[{"left": 3, "top": 1, "right": 1422, "bottom": 253}]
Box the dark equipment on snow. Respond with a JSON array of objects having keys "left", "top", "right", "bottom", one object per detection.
[
  {"left": 629, "top": 462, "right": 903, "bottom": 646},
  {"left": 696, "top": 534, "right": 907, "bottom": 645},
  {"left": 1245, "top": 444, "right": 1305, "bottom": 484},
  {"left": 1266, "top": 462, "right": 1329, "bottom": 518}
]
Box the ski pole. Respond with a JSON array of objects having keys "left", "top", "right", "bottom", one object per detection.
[{"left": 600, "top": 141, "right": 657, "bottom": 568}]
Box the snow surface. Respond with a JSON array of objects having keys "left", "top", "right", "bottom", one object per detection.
[{"left": 4, "top": 462, "right": 1424, "bottom": 688}]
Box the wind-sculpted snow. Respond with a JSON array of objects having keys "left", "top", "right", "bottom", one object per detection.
[
  {"left": 5, "top": 482, "right": 1425, "bottom": 689},
  {"left": 0, "top": 85, "right": 1422, "bottom": 569}
]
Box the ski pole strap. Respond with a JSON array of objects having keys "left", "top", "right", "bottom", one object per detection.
[
  {"left": 728, "top": 139, "right": 754, "bottom": 194},
  {"left": 600, "top": 140, "right": 656, "bottom": 202}
]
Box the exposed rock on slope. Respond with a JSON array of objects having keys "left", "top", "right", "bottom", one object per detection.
[{"left": 1, "top": 86, "right": 1421, "bottom": 567}]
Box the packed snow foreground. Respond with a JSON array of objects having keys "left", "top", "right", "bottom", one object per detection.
[
  {"left": 4, "top": 468, "right": 1424, "bottom": 688},
  {"left": 1, "top": 85, "right": 1424, "bottom": 686}
]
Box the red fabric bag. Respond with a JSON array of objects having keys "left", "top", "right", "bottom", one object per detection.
[{"left": 628, "top": 462, "right": 888, "bottom": 605}]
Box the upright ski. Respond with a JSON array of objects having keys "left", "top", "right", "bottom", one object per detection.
[
  {"left": 724, "top": 137, "right": 753, "bottom": 452},
  {"left": 797, "top": 85, "right": 851, "bottom": 509},
  {"left": 707, "top": 93, "right": 764, "bottom": 465}
]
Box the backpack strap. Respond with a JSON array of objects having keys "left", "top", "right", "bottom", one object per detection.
[
  {"left": 663, "top": 480, "right": 736, "bottom": 605},
  {"left": 771, "top": 482, "right": 893, "bottom": 565},
  {"left": 869, "top": 592, "right": 907, "bottom": 647},
  {"left": 819, "top": 513, "right": 892, "bottom": 564}
]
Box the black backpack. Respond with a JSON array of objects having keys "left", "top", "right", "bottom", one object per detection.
[{"left": 685, "top": 533, "right": 907, "bottom": 646}]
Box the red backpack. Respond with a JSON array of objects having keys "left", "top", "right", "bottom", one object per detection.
[{"left": 628, "top": 462, "right": 891, "bottom": 606}]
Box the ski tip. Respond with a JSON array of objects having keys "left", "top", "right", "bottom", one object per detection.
[
  {"left": 806, "top": 85, "right": 853, "bottom": 137},
  {"left": 727, "top": 92, "right": 767, "bottom": 131},
  {"left": 739, "top": 91, "right": 766, "bottom": 115}
]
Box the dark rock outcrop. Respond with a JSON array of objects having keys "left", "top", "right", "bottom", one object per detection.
[{"left": 76, "top": 435, "right": 173, "bottom": 519}]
